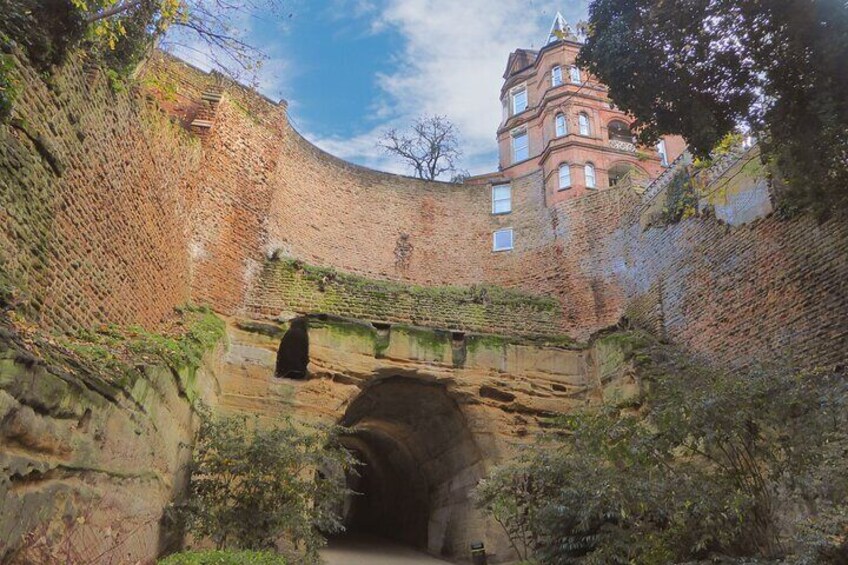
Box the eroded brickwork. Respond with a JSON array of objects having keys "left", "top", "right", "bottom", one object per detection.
[{"left": 0, "top": 53, "right": 200, "bottom": 332}]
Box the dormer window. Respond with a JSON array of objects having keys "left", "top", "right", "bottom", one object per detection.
[
  {"left": 511, "top": 87, "right": 528, "bottom": 115},
  {"left": 570, "top": 65, "right": 582, "bottom": 84},
  {"left": 579, "top": 112, "right": 591, "bottom": 136},
  {"left": 551, "top": 66, "right": 563, "bottom": 87},
  {"left": 555, "top": 113, "right": 567, "bottom": 137}
]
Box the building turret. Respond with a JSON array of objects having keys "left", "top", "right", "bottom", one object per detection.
[{"left": 495, "top": 12, "right": 686, "bottom": 203}]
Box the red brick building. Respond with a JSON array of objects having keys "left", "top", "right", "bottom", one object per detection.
[{"left": 493, "top": 13, "right": 686, "bottom": 205}]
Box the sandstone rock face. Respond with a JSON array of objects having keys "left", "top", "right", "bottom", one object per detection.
[
  {"left": 215, "top": 316, "right": 634, "bottom": 562},
  {"left": 0, "top": 334, "right": 221, "bottom": 563}
]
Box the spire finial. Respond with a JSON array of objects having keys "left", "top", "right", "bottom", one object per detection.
[{"left": 547, "top": 11, "right": 576, "bottom": 44}]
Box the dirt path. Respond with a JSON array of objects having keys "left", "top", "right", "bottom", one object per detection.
[{"left": 320, "top": 535, "right": 453, "bottom": 564}]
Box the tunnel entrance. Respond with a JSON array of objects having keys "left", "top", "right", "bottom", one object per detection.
[
  {"left": 336, "top": 376, "right": 484, "bottom": 558},
  {"left": 275, "top": 317, "right": 309, "bottom": 379}
]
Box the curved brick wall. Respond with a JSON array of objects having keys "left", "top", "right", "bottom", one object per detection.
[{"left": 2, "top": 52, "right": 844, "bottom": 369}]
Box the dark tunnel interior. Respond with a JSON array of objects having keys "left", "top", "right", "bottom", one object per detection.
[{"left": 334, "top": 376, "right": 483, "bottom": 556}]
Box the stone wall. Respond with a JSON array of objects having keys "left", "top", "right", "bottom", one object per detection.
[
  {"left": 0, "top": 317, "right": 222, "bottom": 563},
  {"left": 0, "top": 52, "right": 200, "bottom": 332},
  {"left": 217, "top": 315, "right": 595, "bottom": 561}
]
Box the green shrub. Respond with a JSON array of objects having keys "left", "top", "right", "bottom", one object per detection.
[
  {"left": 159, "top": 549, "right": 287, "bottom": 565},
  {"left": 177, "top": 409, "right": 356, "bottom": 563},
  {"left": 475, "top": 332, "right": 848, "bottom": 564}
]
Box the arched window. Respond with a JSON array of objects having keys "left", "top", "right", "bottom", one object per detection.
[
  {"left": 570, "top": 65, "right": 582, "bottom": 84},
  {"left": 555, "top": 113, "right": 567, "bottom": 137},
  {"left": 578, "top": 112, "right": 591, "bottom": 136},
  {"left": 558, "top": 164, "right": 572, "bottom": 190},
  {"left": 584, "top": 163, "right": 596, "bottom": 189},
  {"left": 609, "top": 163, "right": 639, "bottom": 187},
  {"left": 608, "top": 120, "right": 632, "bottom": 143},
  {"left": 551, "top": 66, "right": 563, "bottom": 87}
]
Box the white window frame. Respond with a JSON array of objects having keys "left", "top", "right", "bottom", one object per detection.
[
  {"left": 491, "top": 184, "right": 512, "bottom": 215},
  {"left": 585, "top": 163, "right": 596, "bottom": 188},
  {"left": 511, "top": 86, "right": 528, "bottom": 115},
  {"left": 512, "top": 130, "right": 529, "bottom": 163},
  {"left": 570, "top": 65, "right": 582, "bottom": 84},
  {"left": 657, "top": 139, "right": 669, "bottom": 166},
  {"left": 493, "top": 228, "right": 514, "bottom": 252},
  {"left": 555, "top": 113, "right": 567, "bottom": 137},
  {"left": 558, "top": 164, "right": 572, "bottom": 190},
  {"left": 578, "top": 112, "right": 591, "bottom": 136},
  {"left": 551, "top": 66, "right": 563, "bottom": 87}
]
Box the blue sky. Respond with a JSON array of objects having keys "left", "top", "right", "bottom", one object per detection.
[{"left": 169, "top": 0, "right": 590, "bottom": 177}]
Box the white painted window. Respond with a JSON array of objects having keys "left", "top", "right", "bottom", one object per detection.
[
  {"left": 512, "top": 131, "right": 529, "bottom": 163},
  {"left": 570, "top": 65, "right": 582, "bottom": 84},
  {"left": 555, "top": 113, "right": 567, "bottom": 137},
  {"left": 657, "top": 139, "right": 668, "bottom": 166},
  {"left": 492, "top": 184, "right": 512, "bottom": 214},
  {"left": 551, "top": 66, "right": 563, "bottom": 87},
  {"left": 493, "top": 228, "right": 514, "bottom": 252},
  {"left": 579, "top": 112, "right": 591, "bottom": 136},
  {"left": 558, "top": 164, "right": 572, "bottom": 190},
  {"left": 512, "top": 87, "right": 528, "bottom": 115},
  {"left": 585, "top": 163, "right": 596, "bottom": 188}
]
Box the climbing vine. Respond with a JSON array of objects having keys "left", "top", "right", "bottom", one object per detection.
[{"left": 660, "top": 168, "right": 698, "bottom": 224}]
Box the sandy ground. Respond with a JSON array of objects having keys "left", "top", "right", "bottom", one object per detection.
[{"left": 320, "top": 535, "right": 453, "bottom": 564}]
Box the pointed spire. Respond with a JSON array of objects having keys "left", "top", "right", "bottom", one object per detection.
[
  {"left": 547, "top": 11, "right": 583, "bottom": 44},
  {"left": 547, "top": 12, "right": 570, "bottom": 44}
]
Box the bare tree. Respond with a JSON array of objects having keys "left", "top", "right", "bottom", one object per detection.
[
  {"left": 379, "top": 115, "right": 463, "bottom": 181},
  {"left": 75, "top": 0, "right": 290, "bottom": 83}
]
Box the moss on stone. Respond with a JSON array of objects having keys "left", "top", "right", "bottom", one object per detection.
[
  {"left": 391, "top": 325, "right": 450, "bottom": 357},
  {"left": 55, "top": 305, "right": 225, "bottom": 395},
  {"left": 278, "top": 258, "right": 558, "bottom": 312}
]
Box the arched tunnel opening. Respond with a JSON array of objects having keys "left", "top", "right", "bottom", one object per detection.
[
  {"left": 275, "top": 317, "right": 309, "bottom": 379},
  {"left": 335, "top": 376, "right": 484, "bottom": 558}
]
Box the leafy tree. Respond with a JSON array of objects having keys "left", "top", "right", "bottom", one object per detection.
[
  {"left": 179, "top": 409, "right": 356, "bottom": 563},
  {"left": 577, "top": 0, "right": 848, "bottom": 217},
  {"left": 473, "top": 462, "right": 538, "bottom": 561},
  {"left": 379, "top": 115, "right": 463, "bottom": 181},
  {"left": 0, "top": 0, "right": 288, "bottom": 81},
  {"left": 475, "top": 332, "right": 848, "bottom": 564}
]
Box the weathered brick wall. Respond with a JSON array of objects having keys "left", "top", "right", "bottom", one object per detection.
[
  {"left": 143, "top": 55, "right": 288, "bottom": 314},
  {"left": 3, "top": 51, "right": 844, "bottom": 371},
  {"left": 607, "top": 154, "right": 848, "bottom": 370},
  {"left": 0, "top": 52, "right": 200, "bottom": 332}
]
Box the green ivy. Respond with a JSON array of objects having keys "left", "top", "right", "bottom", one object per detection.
[{"left": 0, "top": 51, "right": 18, "bottom": 121}]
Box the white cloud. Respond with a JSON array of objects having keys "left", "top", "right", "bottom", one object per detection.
[{"left": 306, "top": 0, "right": 590, "bottom": 176}]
